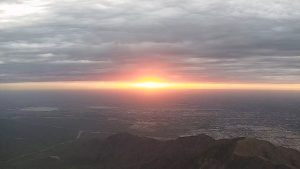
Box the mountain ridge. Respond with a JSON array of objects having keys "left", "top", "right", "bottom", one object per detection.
[{"left": 3, "top": 133, "right": 300, "bottom": 169}]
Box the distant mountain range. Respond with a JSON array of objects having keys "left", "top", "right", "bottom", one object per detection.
[{"left": 3, "top": 133, "right": 300, "bottom": 169}]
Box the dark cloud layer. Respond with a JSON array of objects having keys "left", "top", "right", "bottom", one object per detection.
[{"left": 1, "top": 0, "right": 300, "bottom": 83}]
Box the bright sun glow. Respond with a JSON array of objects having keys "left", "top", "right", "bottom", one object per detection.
[
  {"left": 131, "top": 76, "right": 171, "bottom": 89},
  {"left": 1, "top": 81, "right": 300, "bottom": 91},
  {"left": 132, "top": 82, "right": 171, "bottom": 89}
]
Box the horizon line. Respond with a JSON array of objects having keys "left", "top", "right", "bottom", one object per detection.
[{"left": 1, "top": 81, "right": 300, "bottom": 91}]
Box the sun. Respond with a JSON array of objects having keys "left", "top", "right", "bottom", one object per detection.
[
  {"left": 133, "top": 82, "right": 170, "bottom": 89},
  {"left": 131, "top": 76, "right": 171, "bottom": 89}
]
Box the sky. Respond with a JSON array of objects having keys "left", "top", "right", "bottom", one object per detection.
[{"left": 1, "top": 0, "right": 300, "bottom": 84}]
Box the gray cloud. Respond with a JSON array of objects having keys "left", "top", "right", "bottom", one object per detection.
[{"left": 0, "top": 0, "right": 300, "bottom": 83}]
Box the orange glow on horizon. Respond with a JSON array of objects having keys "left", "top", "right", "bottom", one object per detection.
[
  {"left": 1, "top": 81, "right": 300, "bottom": 91},
  {"left": 132, "top": 82, "right": 171, "bottom": 89},
  {"left": 131, "top": 76, "right": 170, "bottom": 89}
]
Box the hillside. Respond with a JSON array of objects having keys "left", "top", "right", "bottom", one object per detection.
[{"left": 2, "top": 133, "right": 300, "bottom": 169}]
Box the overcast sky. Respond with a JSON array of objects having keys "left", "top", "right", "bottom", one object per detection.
[{"left": 1, "top": 0, "right": 300, "bottom": 83}]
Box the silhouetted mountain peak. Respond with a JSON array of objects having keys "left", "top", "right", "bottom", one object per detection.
[{"left": 6, "top": 133, "right": 300, "bottom": 169}]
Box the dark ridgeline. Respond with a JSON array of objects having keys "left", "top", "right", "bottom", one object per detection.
[{"left": 3, "top": 133, "right": 300, "bottom": 169}]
